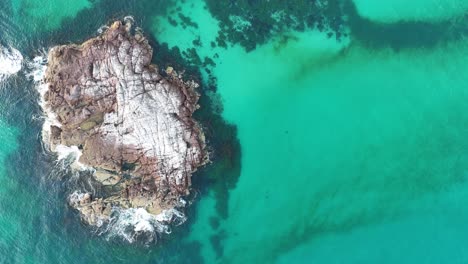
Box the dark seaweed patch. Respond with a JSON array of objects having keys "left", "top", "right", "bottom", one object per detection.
[
  {"left": 343, "top": 0, "right": 468, "bottom": 50},
  {"left": 178, "top": 13, "right": 199, "bottom": 29},
  {"left": 204, "top": 0, "right": 346, "bottom": 52}
]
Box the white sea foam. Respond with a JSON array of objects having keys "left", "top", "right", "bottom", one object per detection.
[
  {"left": 29, "top": 55, "right": 61, "bottom": 156},
  {"left": 0, "top": 45, "right": 23, "bottom": 81},
  {"left": 54, "top": 144, "right": 89, "bottom": 170},
  {"left": 28, "top": 55, "right": 60, "bottom": 141},
  {"left": 27, "top": 54, "right": 90, "bottom": 171},
  {"left": 97, "top": 25, "right": 109, "bottom": 34},
  {"left": 27, "top": 54, "right": 47, "bottom": 82},
  {"left": 104, "top": 207, "right": 186, "bottom": 244},
  {"left": 123, "top": 15, "right": 135, "bottom": 24},
  {"left": 68, "top": 192, "right": 188, "bottom": 243},
  {"left": 68, "top": 191, "right": 106, "bottom": 227},
  {"left": 27, "top": 55, "right": 56, "bottom": 138},
  {"left": 68, "top": 191, "right": 86, "bottom": 204}
]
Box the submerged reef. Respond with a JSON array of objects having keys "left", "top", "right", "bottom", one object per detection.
[
  {"left": 204, "top": 0, "right": 347, "bottom": 51},
  {"left": 41, "top": 19, "right": 208, "bottom": 228}
]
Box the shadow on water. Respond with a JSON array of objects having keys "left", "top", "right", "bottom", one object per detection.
[{"left": 150, "top": 39, "right": 242, "bottom": 261}]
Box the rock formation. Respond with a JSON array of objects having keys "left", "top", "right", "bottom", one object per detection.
[{"left": 42, "top": 19, "right": 208, "bottom": 227}]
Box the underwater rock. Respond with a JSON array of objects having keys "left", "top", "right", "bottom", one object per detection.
[{"left": 42, "top": 20, "right": 208, "bottom": 228}]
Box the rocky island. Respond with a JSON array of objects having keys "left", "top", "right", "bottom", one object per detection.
[{"left": 40, "top": 19, "right": 208, "bottom": 229}]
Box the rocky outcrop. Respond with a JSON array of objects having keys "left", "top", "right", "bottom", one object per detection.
[{"left": 42, "top": 19, "right": 208, "bottom": 226}]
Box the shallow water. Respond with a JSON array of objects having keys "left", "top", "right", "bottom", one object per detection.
[{"left": 1, "top": 0, "right": 468, "bottom": 263}]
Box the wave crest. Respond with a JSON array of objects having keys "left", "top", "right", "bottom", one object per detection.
[
  {"left": 101, "top": 207, "right": 187, "bottom": 244},
  {"left": 0, "top": 45, "right": 23, "bottom": 81}
]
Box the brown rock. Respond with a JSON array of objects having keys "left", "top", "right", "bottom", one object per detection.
[{"left": 42, "top": 19, "right": 209, "bottom": 227}]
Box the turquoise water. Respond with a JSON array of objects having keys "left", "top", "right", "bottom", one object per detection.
[
  {"left": 0, "top": 120, "right": 18, "bottom": 252},
  {"left": 1, "top": 0, "right": 468, "bottom": 263}
]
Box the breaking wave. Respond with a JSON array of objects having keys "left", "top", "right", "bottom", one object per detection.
[
  {"left": 0, "top": 45, "right": 23, "bottom": 82},
  {"left": 26, "top": 54, "right": 63, "bottom": 149},
  {"left": 99, "top": 207, "right": 187, "bottom": 244}
]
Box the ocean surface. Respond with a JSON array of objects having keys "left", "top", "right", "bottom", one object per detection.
[{"left": 1, "top": 0, "right": 468, "bottom": 263}]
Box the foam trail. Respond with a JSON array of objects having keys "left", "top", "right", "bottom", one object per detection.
[
  {"left": 27, "top": 54, "right": 61, "bottom": 144},
  {"left": 54, "top": 145, "right": 88, "bottom": 170},
  {"left": 0, "top": 45, "right": 23, "bottom": 81},
  {"left": 27, "top": 53, "right": 90, "bottom": 171},
  {"left": 103, "top": 207, "right": 187, "bottom": 244},
  {"left": 97, "top": 25, "right": 109, "bottom": 34}
]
